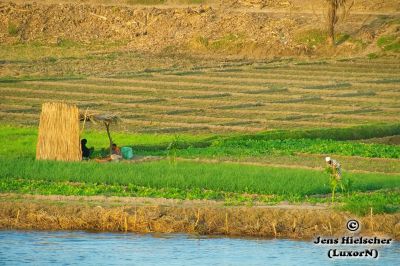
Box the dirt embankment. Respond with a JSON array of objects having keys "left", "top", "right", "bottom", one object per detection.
[
  {"left": 1, "top": 0, "right": 399, "bottom": 58},
  {"left": 0, "top": 194, "right": 399, "bottom": 240}
]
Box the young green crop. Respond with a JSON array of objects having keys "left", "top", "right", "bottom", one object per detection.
[
  {"left": 160, "top": 138, "right": 400, "bottom": 159},
  {"left": 0, "top": 124, "right": 212, "bottom": 158},
  {"left": 0, "top": 178, "right": 288, "bottom": 204},
  {"left": 1, "top": 124, "right": 399, "bottom": 214},
  {"left": 2, "top": 124, "right": 399, "bottom": 160},
  {"left": 1, "top": 178, "right": 398, "bottom": 215},
  {"left": 339, "top": 190, "right": 400, "bottom": 216},
  {"left": 1, "top": 158, "right": 399, "bottom": 196},
  {"left": 232, "top": 123, "right": 400, "bottom": 141}
]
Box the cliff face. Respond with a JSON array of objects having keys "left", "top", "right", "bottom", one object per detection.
[{"left": 1, "top": 0, "right": 399, "bottom": 58}]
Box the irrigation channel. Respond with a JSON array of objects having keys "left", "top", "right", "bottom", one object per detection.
[{"left": 0, "top": 231, "right": 398, "bottom": 265}]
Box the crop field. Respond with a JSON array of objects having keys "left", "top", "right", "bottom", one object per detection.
[
  {"left": 1, "top": 121, "right": 400, "bottom": 215},
  {"left": 1, "top": 55, "right": 400, "bottom": 216},
  {"left": 1, "top": 129, "right": 400, "bottom": 215},
  {"left": 1, "top": 58, "right": 400, "bottom": 134}
]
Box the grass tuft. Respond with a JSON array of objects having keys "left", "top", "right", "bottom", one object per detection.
[
  {"left": 377, "top": 35, "right": 400, "bottom": 52},
  {"left": 8, "top": 23, "right": 19, "bottom": 36}
]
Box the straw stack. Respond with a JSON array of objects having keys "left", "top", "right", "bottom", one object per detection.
[{"left": 36, "top": 102, "right": 81, "bottom": 161}]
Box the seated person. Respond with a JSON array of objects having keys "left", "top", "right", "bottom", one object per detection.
[
  {"left": 112, "top": 143, "right": 121, "bottom": 155},
  {"left": 111, "top": 143, "right": 122, "bottom": 161},
  {"left": 81, "top": 139, "right": 93, "bottom": 159}
]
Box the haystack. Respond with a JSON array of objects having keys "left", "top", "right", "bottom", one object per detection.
[{"left": 36, "top": 102, "right": 81, "bottom": 161}]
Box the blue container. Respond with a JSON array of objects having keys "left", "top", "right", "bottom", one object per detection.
[{"left": 121, "top": 146, "right": 134, "bottom": 160}]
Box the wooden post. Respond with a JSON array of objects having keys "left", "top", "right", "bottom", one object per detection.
[
  {"left": 327, "top": 0, "right": 337, "bottom": 46},
  {"left": 104, "top": 121, "right": 113, "bottom": 155}
]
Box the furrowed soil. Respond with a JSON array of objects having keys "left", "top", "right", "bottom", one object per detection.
[
  {"left": 2, "top": 57, "right": 399, "bottom": 133},
  {"left": 1, "top": 194, "right": 399, "bottom": 239},
  {"left": 1, "top": 1, "right": 399, "bottom": 134}
]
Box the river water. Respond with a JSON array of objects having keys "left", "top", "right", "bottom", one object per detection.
[{"left": 0, "top": 231, "right": 398, "bottom": 265}]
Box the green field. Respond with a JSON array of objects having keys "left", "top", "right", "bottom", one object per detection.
[
  {"left": 0, "top": 53, "right": 399, "bottom": 216},
  {"left": 1, "top": 123, "right": 399, "bottom": 215}
]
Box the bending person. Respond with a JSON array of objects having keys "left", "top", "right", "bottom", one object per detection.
[
  {"left": 81, "top": 139, "right": 93, "bottom": 160},
  {"left": 325, "top": 156, "right": 342, "bottom": 180}
]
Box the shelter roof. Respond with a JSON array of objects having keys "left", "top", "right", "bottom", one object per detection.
[{"left": 80, "top": 112, "right": 121, "bottom": 124}]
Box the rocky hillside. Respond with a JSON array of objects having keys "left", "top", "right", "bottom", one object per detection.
[{"left": 1, "top": 0, "right": 399, "bottom": 58}]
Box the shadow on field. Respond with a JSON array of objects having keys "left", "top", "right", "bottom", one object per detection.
[{"left": 0, "top": 76, "right": 84, "bottom": 84}]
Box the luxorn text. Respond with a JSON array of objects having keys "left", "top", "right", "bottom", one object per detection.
[{"left": 328, "top": 249, "right": 378, "bottom": 259}]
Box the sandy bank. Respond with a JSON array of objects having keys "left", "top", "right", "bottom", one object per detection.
[{"left": 0, "top": 194, "right": 398, "bottom": 240}]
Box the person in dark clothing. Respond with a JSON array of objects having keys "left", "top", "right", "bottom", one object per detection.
[{"left": 81, "top": 139, "right": 93, "bottom": 159}]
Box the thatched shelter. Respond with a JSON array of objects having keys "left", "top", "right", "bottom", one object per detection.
[
  {"left": 36, "top": 102, "right": 121, "bottom": 161},
  {"left": 36, "top": 102, "right": 81, "bottom": 161},
  {"left": 80, "top": 112, "right": 121, "bottom": 156}
]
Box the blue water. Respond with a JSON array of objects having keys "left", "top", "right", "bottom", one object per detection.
[{"left": 0, "top": 231, "right": 398, "bottom": 265}]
